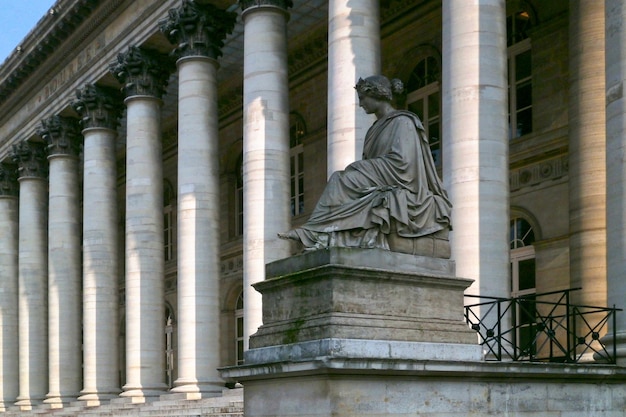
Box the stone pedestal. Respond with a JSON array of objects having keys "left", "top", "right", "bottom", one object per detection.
[
  {"left": 250, "top": 248, "right": 475, "bottom": 348},
  {"left": 221, "top": 249, "right": 626, "bottom": 416}
]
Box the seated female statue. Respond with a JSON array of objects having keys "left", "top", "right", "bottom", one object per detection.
[{"left": 280, "top": 75, "right": 452, "bottom": 258}]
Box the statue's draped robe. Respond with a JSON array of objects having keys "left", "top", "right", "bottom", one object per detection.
[{"left": 294, "top": 110, "right": 452, "bottom": 249}]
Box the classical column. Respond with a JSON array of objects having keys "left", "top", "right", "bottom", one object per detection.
[
  {"left": 442, "top": 1, "right": 509, "bottom": 299},
  {"left": 326, "top": 0, "right": 380, "bottom": 176},
  {"left": 11, "top": 141, "right": 49, "bottom": 410},
  {"left": 0, "top": 163, "right": 19, "bottom": 411},
  {"left": 605, "top": 0, "right": 626, "bottom": 365},
  {"left": 72, "top": 84, "right": 123, "bottom": 405},
  {"left": 160, "top": 0, "right": 236, "bottom": 395},
  {"left": 73, "top": 84, "right": 124, "bottom": 404},
  {"left": 241, "top": 0, "right": 292, "bottom": 349},
  {"left": 39, "top": 116, "right": 82, "bottom": 406},
  {"left": 568, "top": 0, "right": 607, "bottom": 322},
  {"left": 110, "top": 46, "right": 173, "bottom": 399}
]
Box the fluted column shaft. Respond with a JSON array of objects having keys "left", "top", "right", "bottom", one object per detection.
[
  {"left": 12, "top": 141, "right": 49, "bottom": 410},
  {"left": 241, "top": 1, "right": 292, "bottom": 349},
  {"left": 111, "top": 46, "right": 173, "bottom": 398},
  {"left": 326, "top": 0, "right": 380, "bottom": 176},
  {"left": 73, "top": 84, "right": 124, "bottom": 403},
  {"left": 605, "top": 0, "right": 626, "bottom": 365},
  {"left": 442, "top": 1, "right": 509, "bottom": 300},
  {"left": 161, "top": 1, "right": 236, "bottom": 393},
  {"left": 0, "top": 164, "right": 19, "bottom": 411},
  {"left": 41, "top": 116, "right": 82, "bottom": 406}
]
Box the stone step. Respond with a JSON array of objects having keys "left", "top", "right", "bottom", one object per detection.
[{"left": 0, "top": 389, "right": 243, "bottom": 417}]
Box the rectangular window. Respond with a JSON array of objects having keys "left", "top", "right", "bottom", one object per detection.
[{"left": 508, "top": 40, "right": 532, "bottom": 139}]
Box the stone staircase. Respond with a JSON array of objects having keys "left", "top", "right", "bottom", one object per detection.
[{"left": 3, "top": 388, "right": 243, "bottom": 417}]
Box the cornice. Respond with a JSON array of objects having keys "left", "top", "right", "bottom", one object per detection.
[{"left": 0, "top": 0, "right": 105, "bottom": 104}]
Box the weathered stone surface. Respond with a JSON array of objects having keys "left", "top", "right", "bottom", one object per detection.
[
  {"left": 251, "top": 248, "right": 474, "bottom": 348},
  {"left": 244, "top": 338, "right": 482, "bottom": 364},
  {"left": 221, "top": 360, "right": 626, "bottom": 417}
]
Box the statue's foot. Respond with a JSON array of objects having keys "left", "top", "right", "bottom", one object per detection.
[{"left": 278, "top": 229, "right": 301, "bottom": 241}]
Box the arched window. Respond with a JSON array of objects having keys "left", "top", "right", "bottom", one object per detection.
[
  {"left": 163, "top": 180, "right": 176, "bottom": 262},
  {"left": 290, "top": 112, "right": 306, "bottom": 216},
  {"left": 510, "top": 215, "right": 536, "bottom": 356},
  {"left": 507, "top": 5, "right": 534, "bottom": 139},
  {"left": 235, "top": 291, "right": 244, "bottom": 365},
  {"left": 406, "top": 56, "right": 441, "bottom": 170}
]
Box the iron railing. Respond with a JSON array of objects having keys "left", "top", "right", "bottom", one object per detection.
[{"left": 464, "top": 288, "right": 622, "bottom": 363}]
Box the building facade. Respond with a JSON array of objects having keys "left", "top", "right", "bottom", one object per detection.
[{"left": 0, "top": 0, "right": 624, "bottom": 412}]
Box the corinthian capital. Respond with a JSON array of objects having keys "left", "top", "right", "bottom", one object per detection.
[
  {"left": 240, "top": 0, "right": 293, "bottom": 12},
  {"left": 0, "top": 163, "right": 19, "bottom": 197},
  {"left": 109, "top": 46, "right": 175, "bottom": 99},
  {"left": 73, "top": 84, "right": 124, "bottom": 131},
  {"left": 39, "top": 115, "right": 81, "bottom": 157},
  {"left": 10, "top": 141, "right": 48, "bottom": 179},
  {"left": 160, "top": 0, "right": 237, "bottom": 60}
]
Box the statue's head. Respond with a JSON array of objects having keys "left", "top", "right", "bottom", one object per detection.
[{"left": 355, "top": 75, "right": 404, "bottom": 102}]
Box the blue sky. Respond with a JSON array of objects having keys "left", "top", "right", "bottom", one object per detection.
[{"left": 0, "top": 1, "right": 56, "bottom": 63}]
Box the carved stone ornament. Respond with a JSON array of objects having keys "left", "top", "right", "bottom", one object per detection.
[
  {"left": 239, "top": 0, "right": 293, "bottom": 11},
  {"left": 160, "top": 0, "right": 236, "bottom": 60},
  {"left": 10, "top": 141, "right": 48, "bottom": 179},
  {"left": 0, "top": 163, "right": 19, "bottom": 197},
  {"left": 72, "top": 83, "right": 124, "bottom": 131},
  {"left": 39, "top": 115, "right": 81, "bottom": 157},
  {"left": 109, "top": 46, "right": 175, "bottom": 99}
]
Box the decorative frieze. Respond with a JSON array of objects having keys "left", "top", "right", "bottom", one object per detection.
[
  {"left": 109, "top": 46, "right": 174, "bottom": 99},
  {"left": 39, "top": 115, "right": 81, "bottom": 157},
  {"left": 73, "top": 84, "right": 124, "bottom": 131},
  {"left": 10, "top": 141, "right": 48, "bottom": 179},
  {"left": 240, "top": 0, "right": 293, "bottom": 12},
  {"left": 0, "top": 163, "right": 18, "bottom": 197},
  {"left": 510, "top": 155, "right": 569, "bottom": 191},
  {"left": 160, "top": 0, "right": 236, "bottom": 60}
]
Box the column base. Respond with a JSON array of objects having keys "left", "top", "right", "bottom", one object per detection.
[
  {"left": 600, "top": 330, "right": 626, "bottom": 366},
  {"left": 14, "top": 397, "right": 43, "bottom": 411},
  {"left": 77, "top": 390, "right": 121, "bottom": 407},
  {"left": 170, "top": 378, "right": 224, "bottom": 399},
  {"left": 120, "top": 383, "right": 169, "bottom": 402},
  {"left": 43, "top": 393, "right": 78, "bottom": 408}
]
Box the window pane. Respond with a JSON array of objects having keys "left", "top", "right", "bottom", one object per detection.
[
  {"left": 428, "top": 93, "right": 439, "bottom": 118},
  {"left": 516, "top": 81, "right": 532, "bottom": 109},
  {"left": 515, "top": 50, "right": 532, "bottom": 81},
  {"left": 519, "top": 296, "right": 536, "bottom": 325},
  {"left": 518, "top": 258, "right": 536, "bottom": 290},
  {"left": 237, "top": 317, "right": 244, "bottom": 337},
  {"left": 518, "top": 323, "right": 537, "bottom": 355},
  {"left": 516, "top": 108, "right": 533, "bottom": 137}
]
